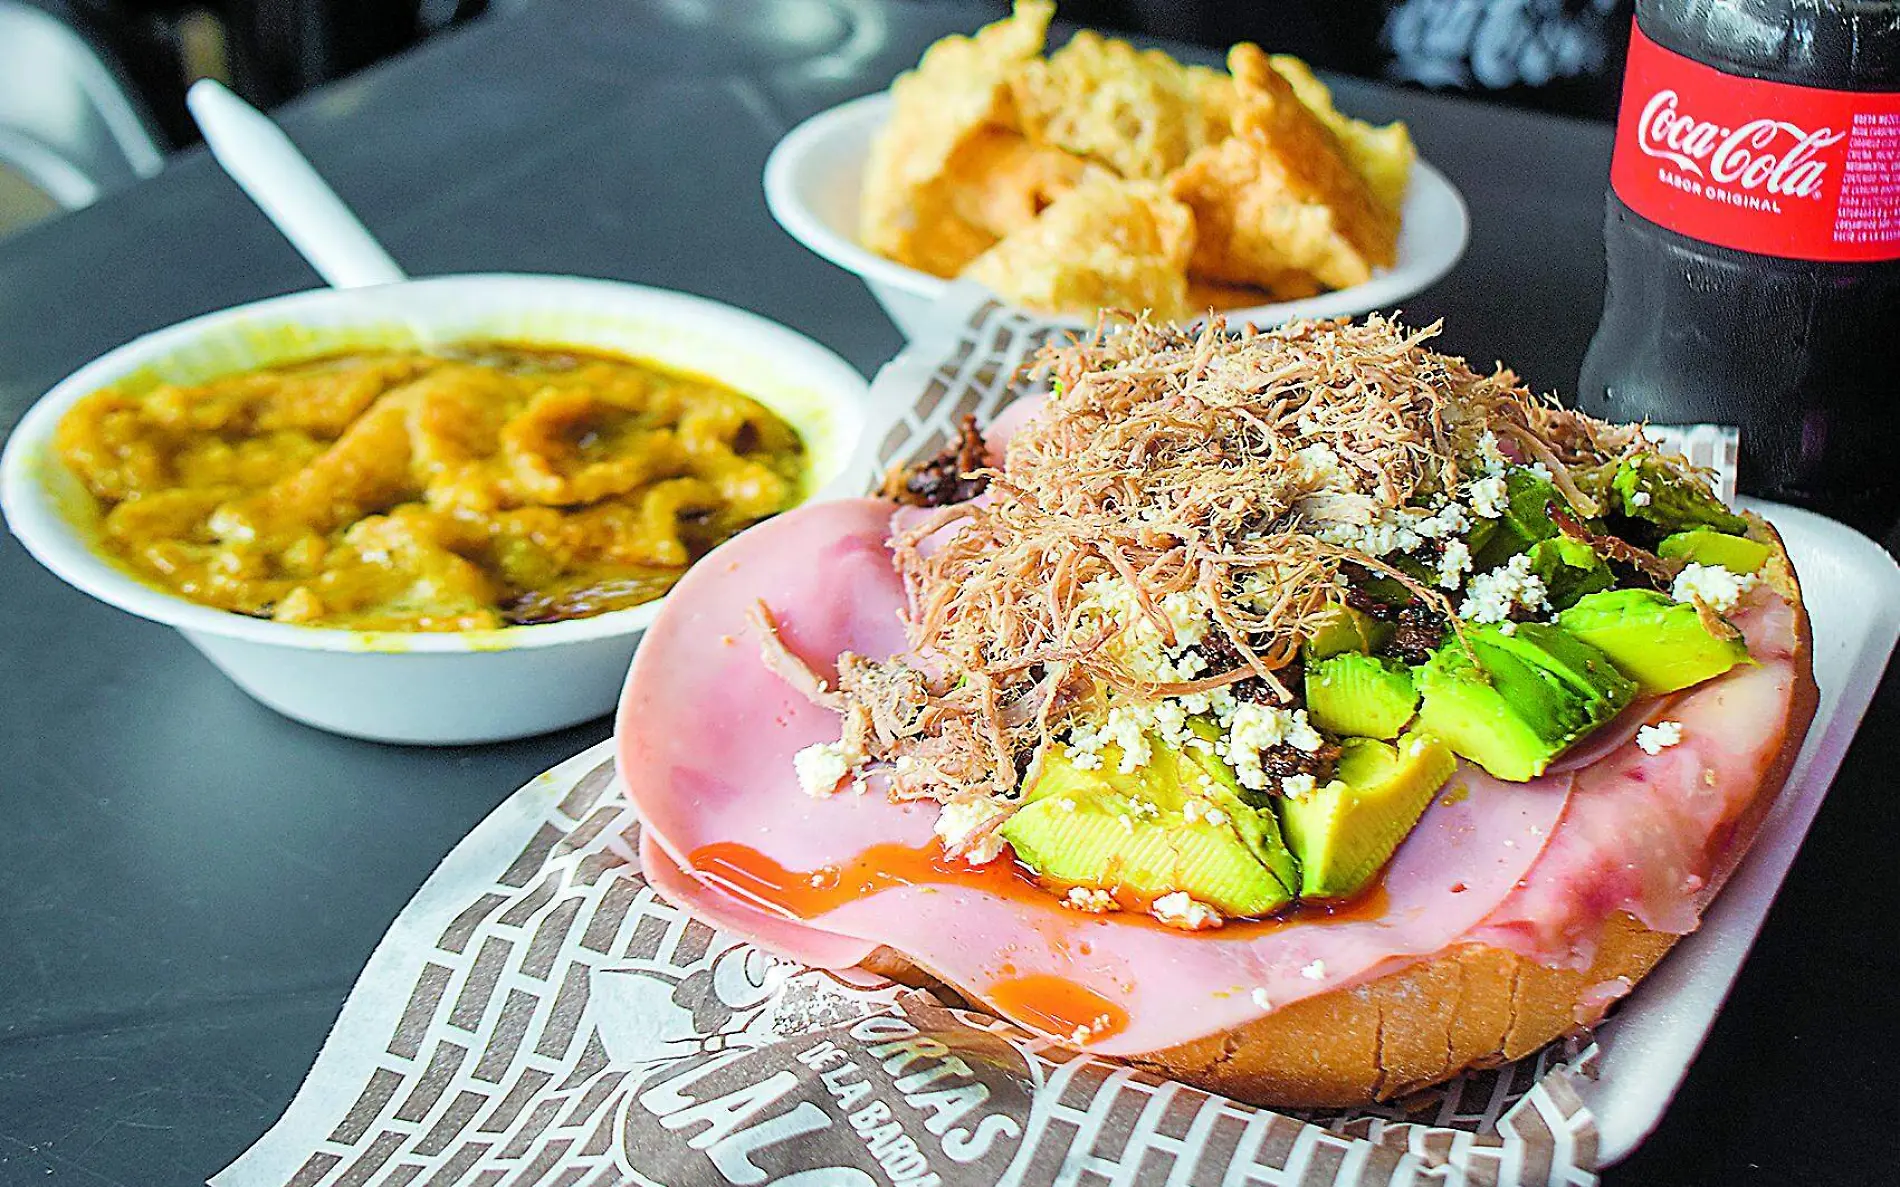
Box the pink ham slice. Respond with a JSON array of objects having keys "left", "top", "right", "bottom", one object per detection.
[
  {"left": 617, "top": 492, "right": 1570, "bottom": 1056},
  {"left": 1468, "top": 588, "right": 1807, "bottom": 968}
]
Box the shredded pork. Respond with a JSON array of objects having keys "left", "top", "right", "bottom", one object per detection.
[{"left": 770, "top": 313, "right": 1717, "bottom": 826}]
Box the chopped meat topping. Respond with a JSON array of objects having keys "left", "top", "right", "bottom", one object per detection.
[
  {"left": 1254, "top": 738, "right": 1341, "bottom": 786},
  {"left": 768, "top": 312, "right": 1711, "bottom": 834},
  {"left": 1551, "top": 505, "right": 1678, "bottom": 589},
  {"left": 1195, "top": 628, "right": 1297, "bottom": 704},
  {"left": 1384, "top": 604, "right": 1447, "bottom": 664},
  {"left": 884, "top": 414, "right": 990, "bottom": 507},
  {"left": 1339, "top": 573, "right": 1447, "bottom": 663}
]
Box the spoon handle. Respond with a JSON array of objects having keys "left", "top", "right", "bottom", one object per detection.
[{"left": 187, "top": 79, "right": 408, "bottom": 290}]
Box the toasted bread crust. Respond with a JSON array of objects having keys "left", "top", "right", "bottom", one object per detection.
[{"left": 866, "top": 518, "right": 1817, "bottom": 1108}]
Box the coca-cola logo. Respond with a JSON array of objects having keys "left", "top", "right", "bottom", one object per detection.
[{"left": 1636, "top": 89, "right": 1843, "bottom": 198}]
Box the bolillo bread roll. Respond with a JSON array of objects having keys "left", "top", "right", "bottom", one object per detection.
[{"left": 863, "top": 516, "right": 1816, "bottom": 1107}]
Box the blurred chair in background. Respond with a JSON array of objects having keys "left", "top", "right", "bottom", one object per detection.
[{"left": 0, "top": 0, "right": 165, "bottom": 237}]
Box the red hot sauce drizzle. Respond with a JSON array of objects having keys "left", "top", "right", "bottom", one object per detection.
[
  {"left": 683, "top": 839, "right": 1391, "bottom": 936},
  {"left": 682, "top": 840, "right": 1394, "bottom": 1045}
]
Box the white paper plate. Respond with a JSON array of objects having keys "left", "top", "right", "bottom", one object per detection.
[
  {"left": 764, "top": 92, "right": 1471, "bottom": 339},
  {"left": 1579, "top": 501, "right": 1900, "bottom": 1163}
]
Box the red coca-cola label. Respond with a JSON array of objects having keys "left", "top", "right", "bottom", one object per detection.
[{"left": 1610, "top": 22, "right": 1900, "bottom": 262}]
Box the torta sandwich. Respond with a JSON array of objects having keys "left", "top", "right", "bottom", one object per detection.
[{"left": 618, "top": 315, "right": 1816, "bottom": 1106}]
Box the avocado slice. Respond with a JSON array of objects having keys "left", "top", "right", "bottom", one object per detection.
[
  {"left": 1612, "top": 457, "right": 1748, "bottom": 534},
  {"left": 1525, "top": 536, "right": 1613, "bottom": 610},
  {"left": 1657, "top": 528, "right": 1772, "bottom": 575},
  {"left": 1003, "top": 732, "right": 1299, "bottom": 917},
  {"left": 1483, "top": 621, "right": 1639, "bottom": 705},
  {"left": 1470, "top": 468, "right": 1566, "bottom": 569},
  {"left": 1305, "top": 652, "right": 1418, "bottom": 739},
  {"left": 1414, "top": 623, "right": 1635, "bottom": 781},
  {"left": 1277, "top": 731, "right": 1458, "bottom": 899},
  {"left": 1303, "top": 603, "right": 1391, "bottom": 659},
  {"left": 1557, "top": 588, "right": 1751, "bottom": 695}
]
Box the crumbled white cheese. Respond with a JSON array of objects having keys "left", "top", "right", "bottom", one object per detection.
[
  {"left": 1411, "top": 501, "right": 1471, "bottom": 540},
  {"left": 1250, "top": 987, "right": 1274, "bottom": 1010},
  {"left": 1169, "top": 649, "right": 1208, "bottom": 680},
  {"left": 1152, "top": 891, "right": 1223, "bottom": 931},
  {"left": 1225, "top": 704, "right": 1324, "bottom": 792},
  {"left": 1067, "top": 1012, "right": 1115, "bottom": 1045},
  {"left": 1467, "top": 473, "right": 1508, "bottom": 518},
  {"left": 1476, "top": 430, "right": 1510, "bottom": 476},
  {"left": 1067, "top": 704, "right": 1154, "bottom": 774},
  {"left": 1128, "top": 798, "right": 1162, "bottom": 822},
  {"left": 1459, "top": 553, "right": 1550, "bottom": 624},
  {"left": 1672, "top": 562, "right": 1755, "bottom": 614},
  {"left": 1064, "top": 887, "right": 1118, "bottom": 913},
  {"left": 793, "top": 741, "right": 858, "bottom": 797},
  {"left": 934, "top": 795, "right": 1009, "bottom": 864},
  {"left": 1064, "top": 681, "right": 1238, "bottom": 776},
  {"left": 1436, "top": 538, "right": 1473, "bottom": 590},
  {"left": 1635, "top": 720, "right": 1684, "bottom": 756},
  {"left": 1293, "top": 443, "right": 1345, "bottom": 486},
  {"left": 1279, "top": 774, "right": 1317, "bottom": 800},
  {"left": 1317, "top": 501, "right": 1468, "bottom": 558},
  {"left": 1300, "top": 959, "right": 1328, "bottom": 981},
  {"left": 1077, "top": 576, "right": 1212, "bottom": 684},
  {"left": 1629, "top": 490, "right": 1652, "bottom": 508},
  {"left": 1181, "top": 798, "right": 1229, "bottom": 828}
]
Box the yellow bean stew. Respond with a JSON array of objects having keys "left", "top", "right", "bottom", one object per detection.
[{"left": 54, "top": 344, "right": 807, "bottom": 630}]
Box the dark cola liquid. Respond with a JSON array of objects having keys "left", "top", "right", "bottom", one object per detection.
[{"left": 1578, "top": 0, "right": 1900, "bottom": 538}]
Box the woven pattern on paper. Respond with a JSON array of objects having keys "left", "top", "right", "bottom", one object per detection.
[
  {"left": 856, "top": 292, "right": 1063, "bottom": 494},
  {"left": 223, "top": 745, "right": 1604, "bottom": 1187}
]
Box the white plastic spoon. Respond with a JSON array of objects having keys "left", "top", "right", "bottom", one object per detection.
[{"left": 186, "top": 78, "right": 407, "bottom": 289}]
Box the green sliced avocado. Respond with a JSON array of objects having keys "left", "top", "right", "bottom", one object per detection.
[
  {"left": 1305, "top": 652, "right": 1418, "bottom": 739},
  {"left": 1004, "top": 733, "right": 1298, "bottom": 917},
  {"left": 1470, "top": 468, "right": 1567, "bottom": 569},
  {"left": 1415, "top": 623, "right": 1634, "bottom": 781},
  {"left": 1483, "top": 621, "right": 1639, "bottom": 705},
  {"left": 1526, "top": 537, "right": 1613, "bottom": 610},
  {"left": 1303, "top": 603, "right": 1391, "bottom": 659},
  {"left": 1657, "top": 528, "right": 1772, "bottom": 575},
  {"left": 1557, "top": 588, "right": 1751, "bottom": 695},
  {"left": 1277, "top": 731, "right": 1458, "bottom": 899},
  {"left": 1612, "top": 457, "right": 1748, "bottom": 534}
]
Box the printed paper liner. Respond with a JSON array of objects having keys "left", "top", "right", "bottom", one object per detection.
[{"left": 217, "top": 744, "right": 1606, "bottom": 1187}]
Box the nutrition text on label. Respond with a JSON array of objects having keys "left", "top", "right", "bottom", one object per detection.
[{"left": 1837, "top": 113, "right": 1900, "bottom": 246}]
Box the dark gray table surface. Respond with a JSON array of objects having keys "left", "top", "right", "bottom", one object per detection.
[{"left": 1, "top": 3, "right": 1894, "bottom": 1185}]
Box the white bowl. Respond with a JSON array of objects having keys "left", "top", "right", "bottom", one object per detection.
[
  {"left": 765, "top": 92, "right": 1472, "bottom": 339},
  {"left": 0, "top": 274, "right": 870, "bottom": 744}
]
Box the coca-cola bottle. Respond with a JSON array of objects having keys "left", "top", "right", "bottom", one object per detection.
[{"left": 1578, "top": 0, "right": 1900, "bottom": 539}]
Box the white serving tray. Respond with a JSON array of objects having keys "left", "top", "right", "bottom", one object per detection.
[{"left": 1578, "top": 501, "right": 1900, "bottom": 1163}]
